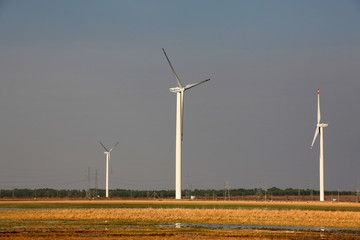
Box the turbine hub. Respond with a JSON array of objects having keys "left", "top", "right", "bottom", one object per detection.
[{"left": 317, "top": 123, "right": 329, "bottom": 128}]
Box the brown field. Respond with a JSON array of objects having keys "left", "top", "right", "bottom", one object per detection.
[
  {"left": 2, "top": 207, "right": 360, "bottom": 228},
  {"left": 1, "top": 200, "right": 360, "bottom": 239}
]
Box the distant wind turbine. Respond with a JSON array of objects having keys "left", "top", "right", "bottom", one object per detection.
[
  {"left": 162, "top": 48, "right": 210, "bottom": 200},
  {"left": 99, "top": 141, "right": 119, "bottom": 198},
  {"left": 310, "top": 89, "right": 328, "bottom": 202}
]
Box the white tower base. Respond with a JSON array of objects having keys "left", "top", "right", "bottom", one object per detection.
[
  {"left": 106, "top": 153, "right": 109, "bottom": 198},
  {"left": 319, "top": 127, "right": 324, "bottom": 202},
  {"left": 175, "top": 92, "right": 182, "bottom": 200}
]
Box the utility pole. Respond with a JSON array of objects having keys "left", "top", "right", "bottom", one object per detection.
[
  {"left": 257, "top": 174, "right": 260, "bottom": 201},
  {"left": 224, "top": 180, "right": 230, "bottom": 201},
  {"left": 264, "top": 184, "right": 267, "bottom": 201},
  {"left": 94, "top": 169, "right": 98, "bottom": 199},
  {"left": 186, "top": 172, "right": 190, "bottom": 199},
  {"left": 87, "top": 167, "right": 91, "bottom": 199}
]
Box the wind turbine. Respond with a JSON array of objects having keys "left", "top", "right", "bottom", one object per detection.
[
  {"left": 99, "top": 141, "right": 119, "bottom": 198},
  {"left": 162, "top": 48, "right": 210, "bottom": 200},
  {"left": 310, "top": 89, "right": 328, "bottom": 202}
]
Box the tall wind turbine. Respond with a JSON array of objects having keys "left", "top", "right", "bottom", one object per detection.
[
  {"left": 162, "top": 48, "right": 210, "bottom": 200},
  {"left": 310, "top": 89, "right": 328, "bottom": 201},
  {"left": 100, "top": 141, "right": 119, "bottom": 198}
]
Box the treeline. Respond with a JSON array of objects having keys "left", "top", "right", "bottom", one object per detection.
[{"left": 0, "top": 187, "right": 357, "bottom": 199}]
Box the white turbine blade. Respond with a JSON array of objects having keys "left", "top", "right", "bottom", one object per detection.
[
  {"left": 162, "top": 48, "right": 183, "bottom": 88},
  {"left": 310, "top": 127, "right": 319, "bottom": 150},
  {"left": 184, "top": 79, "right": 210, "bottom": 90},
  {"left": 109, "top": 141, "right": 119, "bottom": 153},
  {"left": 109, "top": 154, "right": 112, "bottom": 174},
  {"left": 317, "top": 88, "right": 321, "bottom": 124},
  {"left": 99, "top": 141, "right": 109, "bottom": 152}
]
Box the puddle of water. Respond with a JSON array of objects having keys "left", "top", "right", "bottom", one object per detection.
[
  {"left": 2, "top": 220, "right": 359, "bottom": 236},
  {"left": 159, "top": 223, "right": 360, "bottom": 232}
]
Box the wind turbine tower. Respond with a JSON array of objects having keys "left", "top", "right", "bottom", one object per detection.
[
  {"left": 310, "top": 89, "right": 328, "bottom": 201},
  {"left": 162, "top": 48, "right": 210, "bottom": 200},
  {"left": 100, "top": 141, "right": 119, "bottom": 198}
]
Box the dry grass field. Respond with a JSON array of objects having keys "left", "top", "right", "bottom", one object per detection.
[
  {"left": 1, "top": 200, "right": 360, "bottom": 239},
  {"left": 2, "top": 207, "right": 360, "bottom": 228}
]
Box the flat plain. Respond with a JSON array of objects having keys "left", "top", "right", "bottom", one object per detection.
[{"left": 1, "top": 199, "right": 360, "bottom": 239}]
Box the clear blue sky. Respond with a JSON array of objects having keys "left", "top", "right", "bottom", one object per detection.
[{"left": 0, "top": 0, "right": 360, "bottom": 191}]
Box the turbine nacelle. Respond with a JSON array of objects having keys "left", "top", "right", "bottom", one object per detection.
[
  {"left": 317, "top": 123, "right": 328, "bottom": 128},
  {"left": 169, "top": 87, "right": 183, "bottom": 93}
]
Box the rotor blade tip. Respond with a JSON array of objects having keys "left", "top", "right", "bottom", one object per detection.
[
  {"left": 318, "top": 89, "right": 320, "bottom": 94},
  {"left": 310, "top": 146, "right": 313, "bottom": 150}
]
